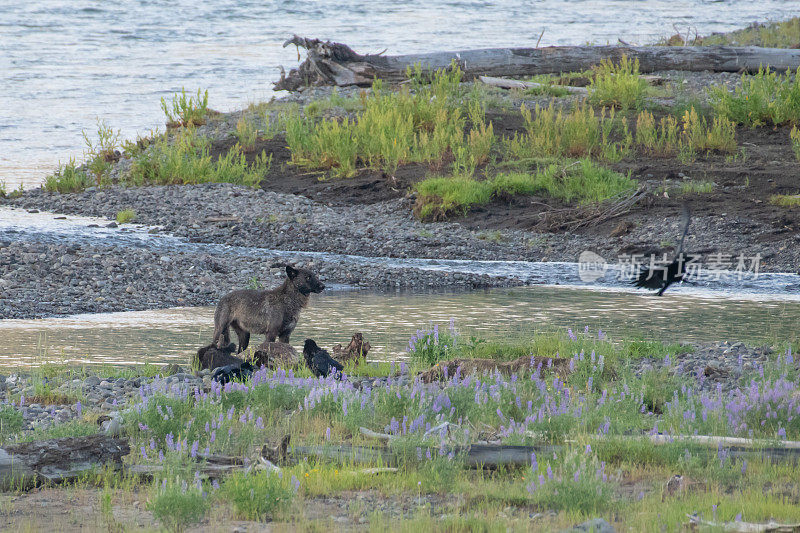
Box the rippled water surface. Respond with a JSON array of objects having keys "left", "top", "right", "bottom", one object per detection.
[
  {"left": 1, "top": 287, "right": 798, "bottom": 368},
  {"left": 2, "top": 0, "right": 799, "bottom": 187}
]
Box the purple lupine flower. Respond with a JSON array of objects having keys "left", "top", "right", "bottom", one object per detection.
[
  {"left": 326, "top": 427, "right": 331, "bottom": 440},
  {"left": 292, "top": 475, "right": 300, "bottom": 493},
  {"left": 547, "top": 464, "right": 553, "bottom": 479},
  {"left": 76, "top": 401, "right": 82, "bottom": 416},
  {"left": 568, "top": 328, "right": 576, "bottom": 341},
  {"left": 190, "top": 440, "right": 199, "bottom": 459},
  {"left": 140, "top": 446, "right": 148, "bottom": 460}
]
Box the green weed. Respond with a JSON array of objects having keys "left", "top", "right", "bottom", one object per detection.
[
  {"left": 44, "top": 159, "right": 93, "bottom": 193},
  {"left": 709, "top": 67, "right": 800, "bottom": 126},
  {"left": 588, "top": 55, "right": 648, "bottom": 110},
  {"left": 791, "top": 126, "right": 800, "bottom": 160},
  {"left": 148, "top": 479, "right": 207, "bottom": 532},
  {"left": 770, "top": 194, "right": 800, "bottom": 207},
  {"left": 219, "top": 470, "right": 295, "bottom": 520},
  {"left": 161, "top": 88, "right": 209, "bottom": 128},
  {"left": 116, "top": 209, "right": 136, "bottom": 224},
  {"left": 235, "top": 115, "right": 258, "bottom": 152}
]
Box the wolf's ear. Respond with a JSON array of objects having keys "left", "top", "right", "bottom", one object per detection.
[{"left": 286, "top": 265, "right": 299, "bottom": 279}]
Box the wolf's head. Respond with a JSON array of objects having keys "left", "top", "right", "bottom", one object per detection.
[{"left": 285, "top": 265, "right": 325, "bottom": 295}]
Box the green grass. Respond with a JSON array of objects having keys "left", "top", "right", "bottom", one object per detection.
[
  {"left": 148, "top": 480, "right": 207, "bottom": 532},
  {"left": 505, "top": 102, "right": 632, "bottom": 162},
  {"left": 285, "top": 64, "right": 494, "bottom": 178},
  {"left": 588, "top": 55, "right": 648, "bottom": 110},
  {"left": 662, "top": 17, "right": 800, "bottom": 48},
  {"left": 635, "top": 108, "right": 737, "bottom": 160},
  {"left": 116, "top": 209, "right": 136, "bottom": 224},
  {"left": 234, "top": 115, "right": 258, "bottom": 152},
  {"left": 679, "top": 180, "right": 716, "bottom": 195},
  {"left": 128, "top": 127, "right": 271, "bottom": 187},
  {"left": 709, "top": 67, "right": 800, "bottom": 126},
  {"left": 219, "top": 470, "right": 295, "bottom": 521},
  {"left": 769, "top": 194, "right": 800, "bottom": 207},
  {"left": 413, "top": 159, "right": 636, "bottom": 220},
  {"left": 161, "top": 88, "right": 209, "bottom": 128},
  {"left": 44, "top": 159, "right": 94, "bottom": 193},
  {"left": 791, "top": 126, "right": 800, "bottom": 160}
]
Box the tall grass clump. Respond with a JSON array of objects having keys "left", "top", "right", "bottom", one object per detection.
[
  {"left": 219, "top": 470, "right": 296, "bottom": 520},
  {"left": 791, "top": 126, "right": 800, "bottom": 160},
  {"left": 235, "top": 115, "right": 258, "bottom": 152},
  {"left": 129, "top": 127, "right": 270, "bottom": 187},
  {"left": 116, "top": 209, "right": 136, "bottom": 224},
  {"left": 665, "top": 17, "right": 800, "bottom": 48},
  {"left": 506, "top": 103, "right": 632, "bottom": 162},
  {"left": 709, "top": 67, "right": 800, "bottom": 126},
  {"left": 285, "top": 64, "right": 493, "bottom": 178},
  {"left": 161, "top": 88, "right": 210, "bottom": 128},
  {"left": 634, "top": 108, "right": 736, "bottom": 159},
  {"left": 770, "top": 194, "right": 800, "bottom": 208},
  {"left": 44, "top": 159, "right": 93, "bottom": 193},
  {"left": 148, "top": 479, "right": 207, "bottom": 532},
  {"left": 588, "top": 56, "right": 648, "bottom": 110},
  {"left": 527, "top": 448, "right": 615, "bottom": 514}
]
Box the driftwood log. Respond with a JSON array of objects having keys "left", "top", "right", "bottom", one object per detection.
[
  {"left": 0, "top": 435, "right": 130, "bottom": 490},
  {"left": 275, "top": 36, "right": 800, "bottom": 91},
  {"left": 418, "top": 355, "right": 572, "bottom": 383}
]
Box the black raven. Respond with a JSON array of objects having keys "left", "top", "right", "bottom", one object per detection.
[
  {"left": 211, "top": 361, "right": 255, "bottom": 385},
  {"left": 632, "top": 204, "right": 696, "bottom": 296},
  {"left": 303, "top": 339, "right": 344, "bottom": 378}
]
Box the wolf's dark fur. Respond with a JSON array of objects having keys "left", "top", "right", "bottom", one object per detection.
[
  {"left": 303, "top": 339, "right": 344, "bottom": 378},
  {"left": 212, "top": 264, "right": 325, "bottom": 352},
  {"left": 632, "top": 204, "right": 694, "bottom": 296},
  {"left": 196, "top": 342, "right": 244, "bottom": 370},
  {"left": 212, "top": 362, "right": 255, "bottom": 385}
]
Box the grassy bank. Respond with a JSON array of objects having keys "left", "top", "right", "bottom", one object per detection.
[{"left": 2, "top": 327, "right": 800, "bottom": 531}]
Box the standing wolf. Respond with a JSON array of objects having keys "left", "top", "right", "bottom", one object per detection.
[{"left": 212, "top": 264, "right": 325, "bottom": 352}]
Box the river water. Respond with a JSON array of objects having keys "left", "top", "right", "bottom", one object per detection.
[
  {"left": 0, "top": 287, "right": 798, "bottom": 369},
  {"left": 2, "top": 1, "right": 798, "bottom": 188}
]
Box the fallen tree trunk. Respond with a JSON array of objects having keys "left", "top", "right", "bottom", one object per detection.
[
  {"left": 0, "top": 435, "right": 130, "bottom": 490},
  {"left": 275, "top": 36, "right": 800, "bottom": 91}
]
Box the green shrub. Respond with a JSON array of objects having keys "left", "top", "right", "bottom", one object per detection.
[
  {"left": 44, "top": 159, "right": 93, "bottom": 193},
  {"left": 791, "top": 126, "right": 800, "bottom": 160},
  {"left": 116, "top": 209, "right": 136, "bottom": 224},
  {"left": 219, "top": 470, "right": 295, "bottom": 520},
  {"left": 709, "top": 67, "right": 800, "bottom": 126},
  {"left": 129, "top": 127, "right": 270, "bottom": 187},
  {"left": 161, "top": 88, "right": 209, "bottom": 128},
  {"left": 588, "top": 55, "right": 648, "bottom": 110},
  {"left": 527, "top": 448, "right": 615, "bottom": 514},
  {"left": 0, "top": 406, "right": 24, "bottom": 436},
  {"left": 148, "top": 480, "right": 207, "bottom": 532}
]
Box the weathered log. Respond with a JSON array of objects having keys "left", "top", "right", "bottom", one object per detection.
[
  {"left": 479, "top": 75, "right": 588, "bottom": 94},
  {"left": 275, "top": 36, "right": 800, "bottom": 91},
  {"left": 0, "top": 435, "right": 130, "bottom": 490},
  {"left": 686, "top": 514, "right": 800, "bottom": 532}
]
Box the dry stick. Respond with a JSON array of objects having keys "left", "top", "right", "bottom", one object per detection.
[{"left": 535, "top": 29, "right": 545, "bottom": 49}]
